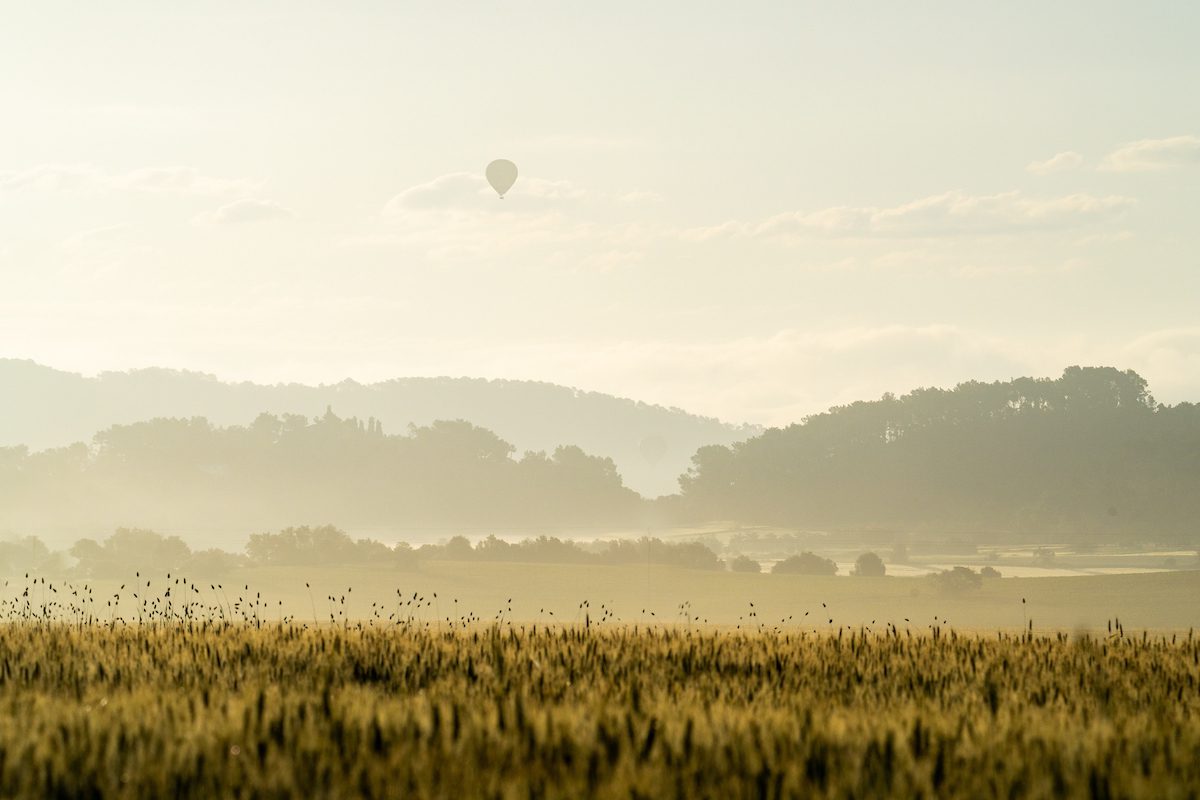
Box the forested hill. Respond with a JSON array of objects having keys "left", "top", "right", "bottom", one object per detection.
[
  {"left": 0, "top": 360, "right": 755, "bottom": 497},
  {"left": 0, "top": 412, "right": 648, "bottom": 545},
  {"left": 676, "top": 367, "right": 1200, "bottom": 542}
]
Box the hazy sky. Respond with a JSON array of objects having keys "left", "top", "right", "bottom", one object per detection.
[{"left": 2, "top": 2, "right": 1199, "bottom": 425}]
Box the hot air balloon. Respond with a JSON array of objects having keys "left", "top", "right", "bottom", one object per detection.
[{"left": 486, "top": 159, "right": 518, "bottom": 199}]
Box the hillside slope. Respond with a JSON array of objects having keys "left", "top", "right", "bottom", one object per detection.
[
  {"left": 0, "top": 360, "right": 756, "bottom": 496},
  {"left": 677, "top": 367, "right": 1200, "bottom": 541}
]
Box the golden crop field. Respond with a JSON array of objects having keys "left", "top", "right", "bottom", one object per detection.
[{"left": 1, "top": 615, "right": 1197, "bottom": 798}]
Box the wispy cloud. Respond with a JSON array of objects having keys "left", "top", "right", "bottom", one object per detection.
[
  {"left": 523, "top": 134, "right": 643, "bottom": 151},
  {"left": 373, "top": 324, "right": 1040, "bottom": 426},
  {"left": 682, "top": 190, "right": 1133, "bottom": 242},
  {"left": 1026, "top": 151, "right": 1084, "bottom": 174},
  {"left": 383, "top": 172, "right": 490, "bottom": 211},
  {"left": 199, "top": 199, "right": 296, "bottom": 226},
  {"left": 383, "top": 172, "right": 586, "bottom": 214},
  {"left": 0, "top": 164, "right": 257, "bottom": 195},
  {"left": 1099, "top": 136, "right": 1200, "bottom": 172},
  {"left": 59, "top": 224, "right": 135, "bottom": 252},
  {"left": 365, "top": 172, "right": 638, "bottom": 265}
]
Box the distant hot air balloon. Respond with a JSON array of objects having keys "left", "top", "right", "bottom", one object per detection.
[
  {"left": 486, "top": 159, "right": 518, "bottom": 199},
  {"left": 638, "top": 435, "right": 668, "bottom": 466}
]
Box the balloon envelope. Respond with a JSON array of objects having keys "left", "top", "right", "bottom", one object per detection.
[{"left": 486, "top": 159, "right": 518, "bottom": 198}]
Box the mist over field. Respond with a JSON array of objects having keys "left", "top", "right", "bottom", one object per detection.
[
  {"left": 3, "top": 2, "right": 1199, "bottom": 797},
  {"left": 2, "top": 362, "right": 1197, "bottom": 633}
]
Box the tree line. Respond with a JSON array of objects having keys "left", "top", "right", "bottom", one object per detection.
[
  {"left": 2, "top": 526, "right": 932, "bottom": 581},
  {"left": 673, "top": 367, "right": 1200, "bottom": 542},
  {"left": 0, "top": 410, "right": 644, "bottom": 534},
  {"left": 0, "top": 527, "right": 728, "bottom": 578},
  {"left": 2, "top": 366, "right": 1198, "bottom": 544}
]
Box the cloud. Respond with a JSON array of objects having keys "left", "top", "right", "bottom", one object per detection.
[
  {"left": 524, "top": 134, "right": 642, "bottom": 151},
  {"left": 1026, "top": 151, "right": 1084, "bottom": 174},
  {"left": 365, "top": 172, "right": 628, "bottom": 264},
  {"left": 1099, "top": 136, "right": 1200, "bottom": 172},
  {"left": 522, "top": 178, "right": 586, "bottom": 201},
  {"left": 59, "top": 224, "right": 135, "bottom": 252},
  {"left": 384, "top": 172, "right": 489, "bottom": 212},
  {"left": 0, "top": 164, "right": 257, "bottom": 195},
  {"left": 118, "top": 167, "right": 255, "bottom": 195},
  {"left": 0, "top": 165, "right": 100, "bottom": 192},
  {"left": 383, "top": 172, "right": 586, "bottom": 214},
  {"left": 617, "top": 189, "right": 664, "bottom": 204},
  {"left": 683, "top": 190, "right": 1134, "bottom": 242},
  {"left": 199, "top": 199, "right": 296, "bottom": 225}
]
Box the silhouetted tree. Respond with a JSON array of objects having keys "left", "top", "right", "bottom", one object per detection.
[
  {"left": 678, "top": 367, "right": 1199, "bottom": 542},
  {"left": 851, "top": 552, "right": 886, "bottom": 577},
  {"left": 729, "top": 555, "right": 761, "bottom": 573},
  {"left": 772, "top": 552, "right": 837, "bottom": 576}
]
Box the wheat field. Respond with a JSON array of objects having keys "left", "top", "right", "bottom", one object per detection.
[{"left": 0, "top": 615, "right": 1197, "bottom": 798}]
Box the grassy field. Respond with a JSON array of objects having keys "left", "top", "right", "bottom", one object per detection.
[
  {"left": 0, "top": 621, "right": 1197, "bottom": 798},
  {"left": 219, "top": 562, "right": 1200, "bottom": 632},
  {"left": 5, "top": 562, "right": 1199, "bottom": 632}
]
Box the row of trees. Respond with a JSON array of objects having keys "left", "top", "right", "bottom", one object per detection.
[
  {"left": 676, "top": 367, "right": 1200, "bottom": 540},
  {"left": 0, "top": 412, "right": 644, "bottom": 533},
  {"left": 3, "top": 366, "right": 1198, "bottom": 543},
  {"left": 0, "top": 359, "right": 754, "bottom": 497},
  {"left": 3, "top": 527, "right": 912, "bottom": 579},
  {"left": 246, "top": 528, "right": 724, "bottom": 571},
  {"left": 2, "top": 528, "right": 1038, "bottom": 586},
  {"left": 2, "top": 527, "right": 733, "bottom": 578}
]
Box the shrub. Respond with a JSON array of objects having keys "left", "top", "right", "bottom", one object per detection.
[
  {"left": 980, "top": 565, "right": 1002, "bottom": 578},
  {"left": 728, "top": 555, "right": 761, "bottom": 573},
  {"left": 417, "top": 535, "right": 724, "bottom": 571},
  {"left": 245, "top": 526, "right": 402, "bottom": 567},
  {"left": 931, "top": 566, "right": 983, "bottom": 593},
  {"left": 245, "top": 525, "right": 358, "bottom": 566},
  {"left": 392, "top": 542, "right": 421, "bottom": 571},
  {"left": 187, "top": 548, "right": 244, "bottom": 578},
  {"left": 772, "top": 552, "right": 837, "bottom": 576},
  {"left": 70, "top": 528, "right": 192, "bottom": 578},
  {"left": 0, "top": 536, "right": 66, "bottom": 576},
  {"left": 851, "top": 552, "right": 886, "bottom": 577}
]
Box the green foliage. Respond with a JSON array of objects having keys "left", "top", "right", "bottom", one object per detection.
[{"left": 772, "top": 552, "right": 838, "bottom": 576}]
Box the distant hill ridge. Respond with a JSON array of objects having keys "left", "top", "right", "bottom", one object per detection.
[{"left": 0, "top": 359, "right": 757, "bottom": 497}]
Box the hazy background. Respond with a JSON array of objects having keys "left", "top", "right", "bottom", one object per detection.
[{"left": 3, "top": 2, "right": 1199, "bottom": 426}]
